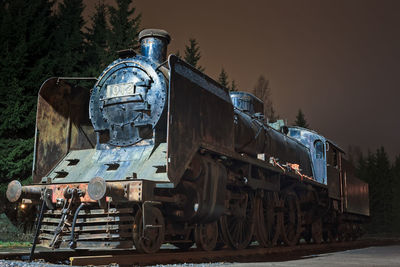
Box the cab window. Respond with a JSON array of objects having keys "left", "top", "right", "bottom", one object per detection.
[{"left": 314, "top": 140, "right": 324, "bottom": 159}]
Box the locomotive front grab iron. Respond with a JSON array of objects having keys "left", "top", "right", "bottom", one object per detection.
[{"left": 6, "top": 29, "right": 369, "bottom": 253}]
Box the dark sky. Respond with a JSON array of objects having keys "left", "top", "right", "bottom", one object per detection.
[{"left": 87, "top": 0, "right": 400, "bottom": 160}]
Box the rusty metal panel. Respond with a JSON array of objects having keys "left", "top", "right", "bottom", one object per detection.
[
  {"left": 167, "top": 55, "right": 234, "bottom": 184},
  {"left": 342, "top": 160, "right": 370, "bottom": 216},
  {"left": 33, "top": 78, "right": 96, "bottom": 183},
  {"left": 327, "top": 166, "right": 341, "bottom": 199}
]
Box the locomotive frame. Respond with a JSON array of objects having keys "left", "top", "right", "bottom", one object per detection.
[{"left": 6, "top": 29, "right": 369, "bottom": 253}]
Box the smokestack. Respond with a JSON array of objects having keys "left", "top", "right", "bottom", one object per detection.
[{"left": 139, "top": 29, "right": 171, "bottom": 64}]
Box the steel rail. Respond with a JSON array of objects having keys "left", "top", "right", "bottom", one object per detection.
[
  {"left": 0, "top": 239, "right": 398, "bottom": 266},
  {"left": 70, "top": 239, "right": 399, "bottom": 266}
]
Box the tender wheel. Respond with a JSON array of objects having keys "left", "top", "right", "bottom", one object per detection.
[
  {"left": 323, "top": 225, "right": 337, "bottom": 243},
  {"left": 280, "top": 190, "right": 301, "bottom": 246},
  {"left": 351, "top": 223, "right": 360, "bottom": 240},
  {"left": 337, "top": 223, "right": 349, "bottom": 242},
  {"left": 219, "top": 192, "right": 255, "bottom": 250},
  {"left": 255, "top": 192, "right": 281, "bottom": 247},
  {"left": 311, "top": 218, "right": 323, "bottom": 244},
  {"left": 195, "top": 221, "right": 218, "bottom": 251},
  {"left": 133, "top": 207, "right": 164, "bottom": 253}
]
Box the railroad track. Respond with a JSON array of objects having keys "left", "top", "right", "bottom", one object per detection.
[{"left": 0, "top": 239, "right": 398, "bottom": 266}]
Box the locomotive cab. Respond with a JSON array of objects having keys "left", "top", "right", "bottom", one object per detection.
[{"left": 287, "top": 127, "right": 328, "bottom": 184}]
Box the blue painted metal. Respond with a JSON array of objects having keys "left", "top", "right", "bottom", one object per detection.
[
  {"left": 139, "top": 29, "right": 170, "bottom": 64},
  {"left": 287, "top": 127, "right": 327, "bottom": 184},
  {"left": 229, "top": 91, "right": 263, "bottom": 115},
  {"left": 89, "top": 57, "right": 167, "bottom": 147}
]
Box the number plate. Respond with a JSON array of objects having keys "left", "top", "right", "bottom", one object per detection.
[{"left": 106, "top": 83, "right": 135, "bottom": 98}]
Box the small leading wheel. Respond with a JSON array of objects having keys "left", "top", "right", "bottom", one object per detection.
[
  {"left": 255, "top": 192, "right": 281, "bottom": 247},
  {"left": 280, "top": 190, "right": 301, "bottom": 246},
  {"left": 133, "top": 207, "right": 165, "bottom": 253},
  {"left": 195, "top": 221, "right": 218, "bottom": 251},
  {"left": 219, "top": 192, "right": 255, "bottom": 250}
]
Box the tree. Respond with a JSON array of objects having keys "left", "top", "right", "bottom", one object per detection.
[
  {"left": 294, "top": 109, "right": 309, "bottom": 128},
  {"left": 356, "top": 147, "right": 399, "bottom": 234},
  {"left": 230, "top": 80, "right": 237, "bottom": 91},
  {"left": 108, "top": 0, "right": 141, "bottom": 53},
  {"left": 0, "top": 0, "right": 55, "bottom": 91},
  {"left": 391, "top": 156, "right": 400, "bottom": 232},
  {"left": 218, "top": 68, "right": 229, "bottom": 88},
  {"left": 0, "top": 0, "right": 55, "bottom": 214},
  {"left": 347, "top": 145, "right": 363, "bottom": 167},
  {"left": 184, "top": 38, "right": 204, "bottom": 71},
  {"left": 252, "top": 75, "right": 276, "bottom": 121},
  {"left": 52, "top": 0, "right": 86, "bottom": 76},
  {"left": 0, "top": 0, "right": 55, "bottom": 188},
  {"left": 375, "top": 147, "right": 394, "bottom": 231},
  {"left": 84, "top": 0, "right": 111, "bottom": 76}
]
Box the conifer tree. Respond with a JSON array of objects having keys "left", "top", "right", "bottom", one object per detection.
[
  {"left": 356, "top": 147, "right": 400, "bottom": 233},
  {"left": 375, "top": 147, "right": 393, "bottom": 231},
  {"left": 230, "top": 80, "right": 237, "bottom": 91},
  {"left": 108, "top": 0, "right": 141, "bottom": 53},
  {"left": 52, "top": 0, "right": 85, "bottom": 76},
  {"left": 184, "top": 38, "right": 204, "bottom": 71},
  {"left": 391, "top": 156, "right": 400, "bottom": 232},
  {"left": 253, "top": 75, "right": 276, "bottom": 121},
  {"left": 294, "top": 109, "right": 309, "bottom": 128},
  {"left": 85, "top": 0, "right": 111, "bottom": 76},
  {"left": 218, "top": 68, "right": 229, "bottom": 88},
  {"left": 0, "top": 0, "right": 55, "bottom": 190}
]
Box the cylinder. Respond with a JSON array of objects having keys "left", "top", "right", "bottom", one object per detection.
[{"left": 139, "top": 29, "right": 171, "bottom": 64}]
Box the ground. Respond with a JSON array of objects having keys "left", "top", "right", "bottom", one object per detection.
[{"left": 228, "top": 245, "right": 400, "bottom": 267}]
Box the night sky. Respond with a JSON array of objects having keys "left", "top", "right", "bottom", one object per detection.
[{"left": 87, "top": 0, "right": 400, "bottom": 159}]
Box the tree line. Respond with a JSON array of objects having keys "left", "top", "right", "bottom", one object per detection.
[
  {"left": 352, "top": 147, "right": 400, "bottom": 234},
  {"left": 0, "top": 0, "right": 142, "bottom": 204}
]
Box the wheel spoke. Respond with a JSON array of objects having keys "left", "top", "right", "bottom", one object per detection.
[
  {"left": 255, "top": 192, "right": 281, "bottom": 247},
  {"left": 220, "top": 192, "right": 255, "bottom": 249},
  {"left": 195, "top": 222, "right": 218, "bottom": 251},
  {"left": 280, "top": 190, "right": 301, "bottom": 246}
]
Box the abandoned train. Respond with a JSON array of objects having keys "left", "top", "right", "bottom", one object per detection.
[{"left": 6, "top": 29, "right": 369, "bottom": 253}]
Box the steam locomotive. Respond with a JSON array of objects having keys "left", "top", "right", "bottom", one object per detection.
[{"left": 6, "top": 29, "right": 369, "bottom": 253}]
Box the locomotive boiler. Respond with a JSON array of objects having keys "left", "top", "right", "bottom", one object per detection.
[{"left": 6, "top": 29, "right": 369, "bottom": 253}]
